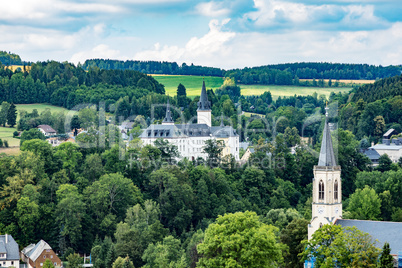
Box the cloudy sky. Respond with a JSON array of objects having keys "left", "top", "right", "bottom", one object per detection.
[{"left": 1, "top": 0, "right": 401, "bottom": 69}]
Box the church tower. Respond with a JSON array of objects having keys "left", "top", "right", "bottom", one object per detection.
[
  {"left": 162, "top": 98, "right": 174, "bottom": 125},
  {"left": 308, "top": 106, "right": 342, "bottom": 240},
  {"left": 197, "top": 80, "right": 211, "bottom": 127}
]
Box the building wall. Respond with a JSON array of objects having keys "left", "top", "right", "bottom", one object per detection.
[
  {"left": 374, "top": 148, "right": 402, "bottom": 162},
  {"left": 0, "top": 259, "right": 19, "bottom": 268},
  {"left": 32, "top": 249, "right": 62, "bottom": 268},
  {"left": 308, "top": 166, "right": 342, "bottom": 240}
]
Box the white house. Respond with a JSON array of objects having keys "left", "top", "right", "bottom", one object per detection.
[
  {"left": 37, "top": 125, "right": 57, "bottom": 137},
  {"left": 0, "top": 234, "right": 20, "bottom": 268}
]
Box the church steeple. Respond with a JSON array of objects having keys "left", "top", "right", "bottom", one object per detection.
[
  {"left": 318, "top": 106, "right": 337, "bottom": 166},
  {"left": 162, "top": 98, "right": 174, "bottom": 125},
  {"left": 197, "top": 80, "right": 211, "bottom": 111},
  {"left": 197, "top": 80, "right": 212, "bottom": 127},
  {"left": 308, "top": 104, "right": 342, "bottom": 240}
]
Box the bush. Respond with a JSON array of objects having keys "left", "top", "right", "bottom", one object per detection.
[
  {"left": 0, "top": 139, "right": 2, "bottom": 147},
  {"left": 13, "top": 131, "right": 18, "bottom": 137},
  {"left": 3, "top": 140, "right": 8, "bottom": 148}
]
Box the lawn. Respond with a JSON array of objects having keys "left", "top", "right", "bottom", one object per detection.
[
  {"left": 239, "top": 85, "right": 351, "bottom": 100},
  {"left": 152, "top": 75, "right": 224, "bottom": 98},
  {"left": 152, "top": 75, "right": 351, "bottom": 100},
  {"left": 0, "top": 126, "right": 20, "bottom": 147},
  {"left": 15, "top": 104, "right": 68, "bottom": 116}
]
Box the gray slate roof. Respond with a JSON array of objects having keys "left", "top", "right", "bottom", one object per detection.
[
  {"left": 0, "top": 235, "right": 19, "bottom": 260},
  {"left": 139, "top": 124, "right": 185, "bottom": 138},
  {"left": 22, "top": 240, "right": 52, "bottom": 262},
  {"left": 318, "top": 117, "right": 337, "bottom": 166},
  {"left": 335, "top": 219, "right": 402, "bottom": 255},
  {"left": 362, "top": 148, "right": 381, "bottom": 161},
  {"left": 383, "top": 128, "right": 397, "bottom": 139},
  {"left": 371, "top": 144, "right": 402, "bottom": 150}
]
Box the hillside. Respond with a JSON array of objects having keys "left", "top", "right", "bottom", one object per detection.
[{"left": 351, "top": 74, "right": 402, "bottom": 103}]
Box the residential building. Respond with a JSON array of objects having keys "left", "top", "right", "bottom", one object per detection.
[
  {"left": 21, "top": 240, "right": 62, "bottom": 268},
  {"left": 37, "top": 125, "right": 57, "bottom": 137},
  {"left": 0, "top": 234, "right": 19, "bottom": 268}
]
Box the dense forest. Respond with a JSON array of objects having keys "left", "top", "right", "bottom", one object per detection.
[
  {"left": 351, "top": 74, "right": 402, "bottom": 103},
  {"left": 81, "top": 58, "right": 402, "bottom": 84},
  {"left": 0, "top": 52, "right": 401, "bottom": 267}
]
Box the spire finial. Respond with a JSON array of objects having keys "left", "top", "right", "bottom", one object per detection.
[
  {"left": 162, "top": 97, "right": 173, "bottom": 124},
  {"left": 220, "top": 113, "right": 224, "bottom": 127},
  {"left": 325, "top": 102, "right": 329, "bottom": 117}
]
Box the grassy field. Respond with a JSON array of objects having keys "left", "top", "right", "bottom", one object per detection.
[
  {"left": 152, "top": 75, "right": 224, "bottom": 97},
  {"left": 300, "top": 79, "right": 375, "bottom": 85},
  {"left": 0, "top": 126, "right": 19, "bottom": 147},
  {"left": 152, "top": 75, "right": 351, "bottom": 99},
  {"left": 239, "top": 85, "right": 351, "bottom": 100},
  {"left": 16, "top": 104, "right": 68, "bottom": 115}
]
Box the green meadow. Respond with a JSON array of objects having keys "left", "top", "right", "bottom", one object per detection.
[
  {"left": 152, "top": 75, "right": 351, "bottom": 99},
  {"left": 15, "top": 104, "right": 68, "bottom": 116},
  {"left": 0, "top": 126, "right": 19, "bottom": 147}
]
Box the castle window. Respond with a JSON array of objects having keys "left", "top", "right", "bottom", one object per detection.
[
  {"left": 319, "top": 223, "right": 323, "bottom": 228},
  {"left": 334, "top": 180, "right": 338, "bottom": 201},
  {"left": 319, "top": 180, "right": 324, "bottom": 200}
]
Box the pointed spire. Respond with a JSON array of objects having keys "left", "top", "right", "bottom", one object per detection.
[
  {"left": 162, "top": 98, "right": 174, "bottom": 124},
  {"left": 318, "top": 106, "right": 337, "bottom": 166},
  {"left": 197, "top": 79, "right": 211, "bottom": 111}
]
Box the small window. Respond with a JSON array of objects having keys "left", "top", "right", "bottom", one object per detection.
[
  {"left": 334, "top": 180, "right": 338, "bottom": 201},
  {"left": 11, "top": 261, "right": 14, "bottom": 265},
  {"left": 54, "top": 263, "right": 57, "bottom": 266},
  {"left": 51, "top": 255, "right": 53, "bottom": 259},
  {"left": 319, "top": 180, "right": 324, "bottom": 200},
  {"left": 319, "top": 223, "right": 323, "bottom": 228},
  {"left": 40, "top": 263, "right": 43, "bottom": 267},
  {"left": 44, "top": 256, "right": 46, "bottom": 259}
]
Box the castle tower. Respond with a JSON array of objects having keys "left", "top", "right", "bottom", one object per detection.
[
  {"left": 162, "top": 98, "right": 174, "bottom": 125},
  {"left": 308, "top": 106, "right": 342, "bottom": 240},
  {"left": 197, "top": 80, "right": 211, "bottom": 127}
]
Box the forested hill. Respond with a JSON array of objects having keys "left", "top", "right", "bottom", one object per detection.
[
  {"left": 82, "top": 59, "right": 224, "bottom": 76},
  {"left": 0, "top": 51, "right": 24, "bottom": 65},
  {"left": 0, "top": 61, "right": 165, "bottom": 108},
  {"left": 351, "top": 74, "right": 402, "bottom": 103}
]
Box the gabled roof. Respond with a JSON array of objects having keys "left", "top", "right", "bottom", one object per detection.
[
  {"left": 22, "top": 240, "right": 52, "bottom": 262},
  {"left": 335, "top": 219, "right": 402, "bottom": 255},
  {"left": 362, "top": 148, "right": 381, "bottom": 160},
  {"left": 383, "top": 128, "right": 397, "bottom": 138},
  {"left": 0, "top": 235, "right": 19, "bottom": 260},
  {"left": 37, "top": 124, "right": 56, "bottom": 133},
  {"left": 317, "top": 109, "right": 337, "bottom": 167}
]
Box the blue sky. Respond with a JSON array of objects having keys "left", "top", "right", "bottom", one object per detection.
[{"left": 1, "top": 0, "right": 401, "bottom": 69}]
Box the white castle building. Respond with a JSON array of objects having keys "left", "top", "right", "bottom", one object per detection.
[{"left": 139, "top": 81, "right": 240, "bottom": 161}]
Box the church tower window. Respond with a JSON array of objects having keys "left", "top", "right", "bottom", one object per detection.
[
  {"left": 334, "top": 180, "right": 338, "bottom": 201},
  {"left": 319, "top": 180, "right": 324, "bottom": 200}
]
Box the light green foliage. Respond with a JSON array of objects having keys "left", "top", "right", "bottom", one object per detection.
[
  {"left": 197, "top": 211, "right": 283, "bottom": 268},
  {"left": 142, "top": 236, "right": 186, "bottom": 268},
  {"left": 14, "top": 196, "right": 39, "bottom": 244},
  {"left": 78, "top": 107, "right": 98, "bottom": 129},
  {"left": 20, "top": 129, "right": 46, "bottom": 145},
  {"left": 112, "top": 256, "right": 135, "bottom": 268},
  {"left": 43, "top": 259, "right": 55, "bottom": 268},
  {"left": 302, "top": 224, "right": 380, "bottom": 268},
  {"left": 66, "top": 253, "right": 82, "bottom": 268},
  {"left": 202, "top": 139, "right": 224, "bottom": 164},
  {"left": 54, "top": 142, "right": 82, "bottom": 177},
  {"left": 264, "top": 208, "right": 302, "bottom": 230},
  {"left": 346, "top": 186, "right": 382, "bottom": 220},
  {"left": 284, "top": 127, "right": 301, "bottom": 147}
]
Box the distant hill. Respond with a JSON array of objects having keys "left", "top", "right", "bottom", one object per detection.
[
  {"left": 0, "top": 51, "right": 24, "bottom": 66},
  {"left": 351, "top": 74, "right": 402, "bottom": 103},
  {"left": 83, "top": 59, "right": 402, "bottom": 84}
]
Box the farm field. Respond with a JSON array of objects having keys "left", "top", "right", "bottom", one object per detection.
[
  {"left": 15, "top": 104, "right": 70, "bottom": 120},
  {"left": 239, "top": 85, "right": 351, "bottom": 100},
  {"left": 152, "top": 75, "right": 352, "bottom": 99},
  {"left": 152, "top": 75, "right": 224, "bottom": 97},
  {"left": 300, "top": 79, "right": 375, "bottom": 85}
]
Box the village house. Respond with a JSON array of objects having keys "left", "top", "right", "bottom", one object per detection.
[
  {"left": 0, "top": 234, "right": 19, "bottom": 268},
  {"left": 21, "top": 240, "right": 62, "bottom": 268},
  {"left": 37, "top": 125, "right": 57, "bottom": 137}
]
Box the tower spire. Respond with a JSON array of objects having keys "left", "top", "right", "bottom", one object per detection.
[
  {"left": 162, "top": 98, "right": 174, "bottom": 124},
  {"left": 318, "top": 105, "right": 336, "bottom": 166},
  {"left": 197, "top": 79, "right": 211, "bottom": 111}
]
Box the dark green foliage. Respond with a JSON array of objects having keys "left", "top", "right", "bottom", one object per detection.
[
  {"left": 6, "top": 103, "right": 16, "bottom": 127},
  {"left": 280, "top": 218, "right": 309, "bottom": 268},
  {"left": 20, "top": 129, "right": 46, "bottom": 145},
  {"left": 0, "top": 51, "right": 23, "bottom": 65},
  {"left": 352, "top": 75, "right": 402, "bottom": 103},
  {"left": 377, "top": 154, "right": 393, "bottom": 172},
  {"left": 379, "top": 242, "right": 394, "bottom": 268}
]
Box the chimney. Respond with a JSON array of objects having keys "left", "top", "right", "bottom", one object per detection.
[
  {"left": 5, "top": 234, "right": 8, "bottom": 244},
  {"left": 371, "top": 142, "right": 374, "bottom": 147}
]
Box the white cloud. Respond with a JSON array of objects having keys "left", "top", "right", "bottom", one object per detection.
[
  {"left": 195, "top": 2, "right": 231, "bottom": 17},
  {"left": 70, "top": 44, "right": 123, "bottom": 64},
  {"left": 135, "top": 19, "right": 236, "bottom": 65}
]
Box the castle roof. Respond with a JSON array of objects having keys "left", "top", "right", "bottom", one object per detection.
[
  {"left": 0, "top": 234, "right": 19, "bottom": 260},
  {"left": 318, "top": 108, "right": 337, "bottom": 167}
]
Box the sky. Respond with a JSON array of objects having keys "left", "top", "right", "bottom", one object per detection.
[{"left": 1, "top": 0, "right": 402, "bottom": 69}]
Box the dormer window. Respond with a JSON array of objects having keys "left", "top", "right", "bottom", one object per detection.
[
  {"left": 147, "top": 131, "right": 151, "bottom": 137},
  {"left": 0, "top": 253, "right": 6, "bottom": 259}
]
